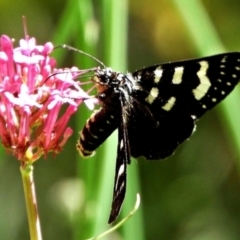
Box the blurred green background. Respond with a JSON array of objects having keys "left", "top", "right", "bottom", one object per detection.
[{"left": 1, "top": 0, "right": 240, "bottom": 239}]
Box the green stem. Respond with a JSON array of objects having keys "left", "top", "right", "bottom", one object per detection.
[{"left": 20, "top": 163, "right": 42, "bottom": 240}]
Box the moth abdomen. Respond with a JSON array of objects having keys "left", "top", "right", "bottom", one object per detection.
[{"left": 77, "top": 107, "right": 119, "bottom": 157}]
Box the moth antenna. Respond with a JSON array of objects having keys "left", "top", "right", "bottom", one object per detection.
[{"left": 55, "top": 44, "right": 106, "bottom": 68}]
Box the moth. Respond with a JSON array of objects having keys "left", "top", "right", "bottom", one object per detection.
[{"left": 76, "top": 52, "right": 240, "bottom": 223}]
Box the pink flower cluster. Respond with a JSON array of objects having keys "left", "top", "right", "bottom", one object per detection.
[{"left": 0, "top": 35, "right": 92, "bottom": 162}]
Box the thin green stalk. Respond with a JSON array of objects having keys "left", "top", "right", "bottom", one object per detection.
[
  {"left": 172, "top": 0, "right": 224, "bottom": 55},
  {"left": 97, "top": 0, "right": 144, "bottom": 239},
  {"left": 86, "top": 194, "right": 140, "bottom": 240},
  {"left": 74, "top": 1, "right": 98, "bottom": 239},
  {"left": 51, "top": 0, "right": 97, "bottom": 239},
  {"left": 20, "top": 163, "right": 42, "bottom": 240},
  {"left": 173, "top": 0, "right": 240, "bottom": 171},
  {"left": 50, "top": 0, "right": 79, "bottom": 63}
]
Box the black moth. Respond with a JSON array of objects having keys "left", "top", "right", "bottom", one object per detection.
[{"left": 77, "top": 52, "right": 240, "bottom": 223}]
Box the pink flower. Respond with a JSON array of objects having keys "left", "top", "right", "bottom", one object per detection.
[{"left": 0, "top": 35, "right": 93, "bottom": 162}]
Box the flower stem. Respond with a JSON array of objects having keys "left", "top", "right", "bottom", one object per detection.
[{"left": 20, "top": 163, "right": 42, "bottom": 240}]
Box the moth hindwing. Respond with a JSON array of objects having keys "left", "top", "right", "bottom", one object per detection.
[{"left": 77, "top": 52, "right": 240, "bottom": 223}]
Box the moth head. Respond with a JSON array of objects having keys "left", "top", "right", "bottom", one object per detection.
[
  {"left": 93, "top": 67, "right": 122, "bottom": 93},
  {"left": 93, "top": 67, "right": 135, "bottom": 104}
]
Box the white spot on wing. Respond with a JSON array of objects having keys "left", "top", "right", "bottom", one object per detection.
[
  {"left": 115, "top": 164, "right": 125, "bottom": 190},
  {"left": 191, "top": 115, "right": 197, "bottom": 120},
  {"left": 145, "top": 87, "right": 159, "bottom": 104},
  {"left": 91, "top": 134, "right": 98, "bottom": 139},
  {"left": 118, "top": 182, "right": 125, "bottom": 193},
  {"left": 162, "top": 96, "right": 176, "bottom": 111},
  {"left": 118, "top": 164, "right": 125, "bottom": 177},
  {"left": 192, "top": 61, "right": 211, "bottom": 100},
  {"left": 154, "top": 66, "right": 163, "bottom": 83},
  {"left": 120, "top": 139, "right": 124, "bottom": 149},
  {"left": 221, "top": 57, "right": 227, "bottom": 63},
  {"left": 172, "top": 66, "right": 184, "bottom": 84}
]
